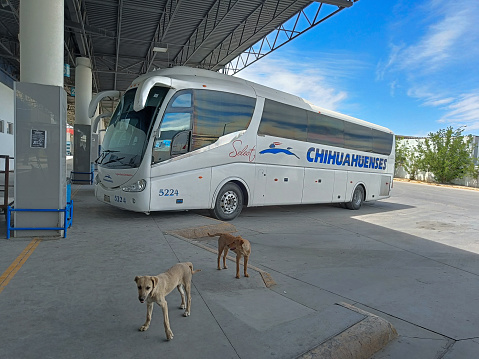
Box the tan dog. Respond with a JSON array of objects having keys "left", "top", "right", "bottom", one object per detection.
[
  {"left": 134, "top": 262, "right": 200, "bottom": 340},
  {"left": 208, "top": 232, "right": 251, "bottom": 279}
]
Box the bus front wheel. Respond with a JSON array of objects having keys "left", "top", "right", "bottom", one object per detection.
[
  {"left": 346, "top": 185, "right": 364, "bottom": 210},
  {"left": 211, "top": 183, "right": 244, "bottom": 221}
]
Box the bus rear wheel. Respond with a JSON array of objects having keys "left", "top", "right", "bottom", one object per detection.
[
  {"left": 211, "top": 183, "right": 244, "bottom": 221},
  {"left": 346, "top": 185, "right": 364, "bottom": 210}
]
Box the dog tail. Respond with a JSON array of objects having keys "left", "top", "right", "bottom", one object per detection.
[{"left": 187, "top": 262, "right": 202, "bottom": 274}]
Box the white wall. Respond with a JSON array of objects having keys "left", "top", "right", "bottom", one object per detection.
[{"left": 0, "top": 82, "right": 14, "bottom": 166}]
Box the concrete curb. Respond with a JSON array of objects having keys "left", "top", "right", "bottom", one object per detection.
[{"left": 299, "top": 302, "right": 398, "bottom": 359}]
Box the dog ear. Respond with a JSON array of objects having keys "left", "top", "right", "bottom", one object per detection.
[
  {"left": 134, "top": 276, "right": 140, "bottom": 283},
  {"left": 151, "top": 276, "right": 159, "bottom": 289}
]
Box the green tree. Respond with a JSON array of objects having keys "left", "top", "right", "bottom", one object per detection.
[
  {"left": 395, "top": 136, "right": 423, "bottom": 180},
  {"left": 394, "top": 136, "right": 408, "bottom": 172},
  {"left": 416, "top": 126, "right": 476, "bottom": 183}
]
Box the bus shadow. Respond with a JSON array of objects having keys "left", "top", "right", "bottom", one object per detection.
[{"left": 221, "top": 200, "right": 414, "bottom": 219}]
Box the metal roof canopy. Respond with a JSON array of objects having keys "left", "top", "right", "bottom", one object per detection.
[{"left": 0, "top": 0, "right": 355, "bottom": 94}]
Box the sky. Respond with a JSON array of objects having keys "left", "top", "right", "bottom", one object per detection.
[{"left": 235, "top": 0, "right": 479, "bottom": 137}]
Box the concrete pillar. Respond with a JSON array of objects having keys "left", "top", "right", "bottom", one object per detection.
[
  {"left": 75, "top": 58, "right": 92, "bottom": 126},
  {"left": 73, "top": 58, "right": 93, "bottom": 183},
  {"left": 14, "top": 0, "right": 67, "bottom": 237},
  {"left": 19, "top": 0, "right": 64, "bottom": 86}
]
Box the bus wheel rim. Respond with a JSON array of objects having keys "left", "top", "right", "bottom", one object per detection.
[
  {"left": 353, "top": 189, "right": 362, "bottom": 205},
  {"left": 221, "top": 190, "right": 237, "bottom": 214}
]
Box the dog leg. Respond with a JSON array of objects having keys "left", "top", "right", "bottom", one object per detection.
[
  {"left": 235, "top": 254, "right": 241, "bottom": 279},
  {"left": 139, "top": 302, "right": 154, "bottom": 331},
  {"left": 244, "top": 255, "right": 249, "bottom": 277},
  {"left": 183, "top": 282, "right": 191, "bottom": 317},
  {"left": 223, "top": 247, "right": 229, "bottom": 269},
  {"left": 217, "top": 245, "right": 223, "bottom": 270},
  {"left": 158, "top": 298, "right": 174, "bottom": 340},
  {"left": 177, "top": 284, "right": 186, "bottom": 309}
]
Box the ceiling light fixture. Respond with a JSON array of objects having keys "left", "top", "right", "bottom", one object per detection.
[{"left": 152, "top": 46, "right": 168, "bottom": 53}]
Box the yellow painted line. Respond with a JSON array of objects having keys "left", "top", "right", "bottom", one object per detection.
[
  {"left": 71, "top": 186, "right": 81, "bottom": 198},
  {"left": 0, "top": 238, "right": 41, "bottom": 294}
]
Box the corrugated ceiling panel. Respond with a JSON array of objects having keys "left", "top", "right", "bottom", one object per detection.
[{"left": 0, "top": 0, "right": 353, "bottom": 91}]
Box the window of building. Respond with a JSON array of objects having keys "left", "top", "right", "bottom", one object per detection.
[
  {"left": 0, "top": 119, "right": 4, "bottom": 133},
  {"left": 7, "top": 122, "right": 13, "bottom": 135}
]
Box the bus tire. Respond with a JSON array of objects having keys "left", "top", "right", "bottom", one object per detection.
[
  {"left": 346, "top": 185, "right": 364, "bottom": 210},
  {"left": 211, "top": 182, "right": 244, "bottom": 221}
]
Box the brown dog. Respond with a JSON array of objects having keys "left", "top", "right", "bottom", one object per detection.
[
  {"left": 134, "top": 262, "right": 200, "bottom": 340},
  {"left": 208, "top": 232, "right": 251, "bottom": 279}
]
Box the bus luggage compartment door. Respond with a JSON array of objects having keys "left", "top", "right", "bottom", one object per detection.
[
  {"left": 332, "top": 170, "right": 347, "bottom": 202},
  {"left": 255, "top": 165, "right": 304, "bottom": 206},
  {"left": 302, "top": 168, "right": 335, "bottom": 204}
]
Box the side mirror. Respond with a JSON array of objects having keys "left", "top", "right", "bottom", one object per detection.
[{"left": 171, "top": 131, "right": 190, "bottom": 155}]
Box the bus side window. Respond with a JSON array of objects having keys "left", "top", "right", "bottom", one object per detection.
[
  {"left": 171, "top": 93, "right": 192, "bottom": 108},
  {"left": 192, "top": 90, "right": 255, "bottom": 150},
  {"left": 152, "top": 90, "right": 192, "bottom": 164}
]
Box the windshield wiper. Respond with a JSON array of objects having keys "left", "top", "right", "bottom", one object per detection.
[
  {"left": 95, "top": 150, "right": 119, "bottom": 164},
  {"left": 102, "top": 156, "right": 125, "bottom": 166}
]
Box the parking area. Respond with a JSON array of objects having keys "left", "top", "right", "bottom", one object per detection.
[{"left": 1, "top": 181, "right": 479, "bottom": 358}]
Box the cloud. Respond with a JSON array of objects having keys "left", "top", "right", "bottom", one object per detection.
[
  {"left": 440, "top": 93, "right": 479, "bottom": 130},
  {"left": 400, "top": 10, "right": 472, "bottom": 71},
  {"left": 379, "top": 0, "right": 479, "bottom": 130},
  {"left": 235, "top": 54, "right": 356, "bottom": 110},
  {"left": 408, "top": 86, "right": 479, "bottom": 130},
  {"left": 384, "top": 1, "right": 479, "bottom": 74}
]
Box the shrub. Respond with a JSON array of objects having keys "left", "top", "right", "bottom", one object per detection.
[{"left": 416, "top": 126, "right": 476, "bottom": 184}]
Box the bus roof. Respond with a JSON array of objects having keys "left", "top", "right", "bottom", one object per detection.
[{"left": 130, "top": 66, "right": 393, "bottom": 135}]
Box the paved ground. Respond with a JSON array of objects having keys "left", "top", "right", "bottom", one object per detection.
[{"left": 1, "top": 180, "right": 479, "bottom": 358}]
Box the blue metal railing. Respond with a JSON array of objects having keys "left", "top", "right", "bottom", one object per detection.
[
  {"left": 6, "top": 201, "right": 73, "bottom": 239},
  {"left": 71, "top": 171, "right": 94, "bottom": 184}
]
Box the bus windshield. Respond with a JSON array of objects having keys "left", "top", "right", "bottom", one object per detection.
[{"left": 99, "top": 86, "right": 169, "bottom": 169}]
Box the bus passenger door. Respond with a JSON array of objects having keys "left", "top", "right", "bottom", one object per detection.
[
  {"left": 332, "top": 170, "right": 347, "bottom": 203},
  {"left": 302, "top": 168, "right": 335, "bottom": 204}
]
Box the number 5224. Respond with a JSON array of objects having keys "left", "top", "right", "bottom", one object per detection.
[{"left": 159, "top": 189, "right": 179, "bottom": 197}]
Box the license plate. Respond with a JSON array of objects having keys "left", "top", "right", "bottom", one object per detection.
[{"left": 104, "top": 195, "right": 110, "bottom": 203}]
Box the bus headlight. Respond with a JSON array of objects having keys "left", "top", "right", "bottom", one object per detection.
[{"left": 122, "top": 179, "right": 147, "bottom": 192}]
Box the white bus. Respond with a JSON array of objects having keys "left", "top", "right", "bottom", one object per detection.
[{"left": 91, "top": 66, "right": 394, "bottom": 220}]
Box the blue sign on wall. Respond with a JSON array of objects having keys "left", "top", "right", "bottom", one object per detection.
[{"left": 64, "top": 64, "right": 70, "bottom": 78}]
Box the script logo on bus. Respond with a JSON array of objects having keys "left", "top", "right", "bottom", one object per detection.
[
  {"left": 229, "top": 140, "right": 256, "bottom": 162},
  {"left": 103, "top": 174, "right": 113, "bottom": 183},
  {"left": 307, "top": 147, "right": 388, "bottom": 170},
  {"left": 259, "top": 142, "right": 300, "bottom": 159}
]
